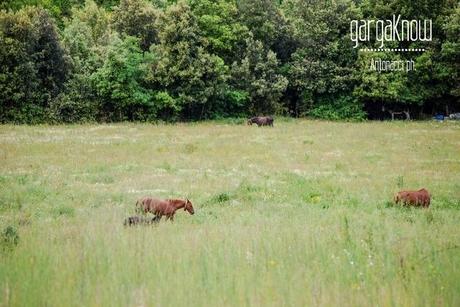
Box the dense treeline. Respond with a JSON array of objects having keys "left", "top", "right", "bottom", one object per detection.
[{"left": 0, "top": 0, "right": 459, "bottom": 123}]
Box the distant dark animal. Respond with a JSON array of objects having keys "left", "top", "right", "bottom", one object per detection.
[
  {"left": 247, "top": 116, "right": 274, "bottom": 127},
  {"left": 382, "top": 106, "right": 410, "bottom": 120},
  {"left": 123, "top": 215, "right": 159, "bottom": 226},
  {"left": 394, "top": 188, "right": 431, "bottom": 208},
  {"left": 135, "top": 197, "right": 195, "bottom": 222},
  {"left": 449, "top": 113, "right": 460, "bottom": 120}
]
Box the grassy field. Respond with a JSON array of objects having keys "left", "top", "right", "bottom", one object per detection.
[{"left": 0, "top": 120, "right": 459, "bottom": 306}]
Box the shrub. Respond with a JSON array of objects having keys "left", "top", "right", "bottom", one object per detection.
[
  {"left": 309, "top": 96, "right": 366, "bottom": 121},
  {"left": 213, "top": 192, "right": 231, "bottom": 203},
  {"left": 1, "top": 225, "right": 19, "bottom": 251}
]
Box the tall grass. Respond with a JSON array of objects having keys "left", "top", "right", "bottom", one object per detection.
[{"left": 1, "top": 120, "right": 459, "bottom": 306}]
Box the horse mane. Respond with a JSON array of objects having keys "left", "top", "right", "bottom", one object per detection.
[{"left": 167, "top": 199, "right": 186, "bottom": 207}]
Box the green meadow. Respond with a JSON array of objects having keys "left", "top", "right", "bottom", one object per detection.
[{"left": 1, "top": 120, "right": 459, "bottom": 306}]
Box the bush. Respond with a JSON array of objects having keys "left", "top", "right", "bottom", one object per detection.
[
  {"left": 215, "top": 193, "right": 231, "bottom": 203},
  {"left": 1, "top": 225, "right": 19, "bottom": 251},
  {"left": 50, "top": 92, "right": 97, "bottom": 123},
  {"left": 309, "top": 96, "right": 366, "bottom": 121}
]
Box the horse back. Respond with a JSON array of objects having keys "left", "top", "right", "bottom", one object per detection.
[
  {"left": 137, "top": 197, "right": 168, "bottom": 213},
  {"left": 395, "top": 189, "right": 431, "bottom": 207}
]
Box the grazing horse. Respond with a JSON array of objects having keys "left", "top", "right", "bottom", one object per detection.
[
  {"left": 123, "top": 215, "right": 159, "bottom": 226},
  {"left": 136, "top": 197, "right": 195, "bottom": 222},
  {"left": 247, "top": 116, "right": 274, "bottom": 127},
  {"left": 394, "top": 188, "right": 431, "bottom": 208}
]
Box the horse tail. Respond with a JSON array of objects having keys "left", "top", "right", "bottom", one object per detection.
[{"left": 425, "top": 190, "right": 431, "bottom": 207}]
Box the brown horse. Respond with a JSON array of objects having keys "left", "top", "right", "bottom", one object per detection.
[
  {"left": 135, "top": 197, "right": 195, "bottom": 222},
  {"left": 247, "top": 116, "right": 274, "bottom": 127},
  {"left": 394, "top": 188, "right": 431, "bottom": 208}
]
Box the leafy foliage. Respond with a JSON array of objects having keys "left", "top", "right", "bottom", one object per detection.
[
  {"left": 0, "top": 0, "right": 459, "bottom": 122},
  {"left": 92, "top": 35, "right": 155, "bottom": 121},
  {"left": 309, "top": 96, "right": 366, "bottom": 121},
  {"left": 0, "top": 7, "right": 69, "bottom": 123},
  {"left": 148, "top": 1, "right": 230, "bottom": 119},
  {"left": 231, "top": 35, "right": 288, "bottom": 115},
  {"left": 112, "top": 0, "right": 159, "bottom": 51}
]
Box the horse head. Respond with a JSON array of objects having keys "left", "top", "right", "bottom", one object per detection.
[{"left": 184, "top": 199, "right": 195, "bottom": 215}]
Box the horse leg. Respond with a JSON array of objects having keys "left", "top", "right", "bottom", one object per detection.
[{"left": 404, "top": 111, "right": 410, "bottom": 120}]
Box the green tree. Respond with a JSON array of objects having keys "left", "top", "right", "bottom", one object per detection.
[
  {"left": 112, "top": 0, "right": 160, "bottom": 52},
  {"left": 238, "top": 0, "right": 296, "bottom": 63},
  {"left": 0, "top": 7, "right": 69, "bottom": 123},
  {"left": 92, "top": 35, "right": 156, "bottom": 121},
  {"left": 1, "top": 0, "right": 459, "bottom": 122},
  {"left": 189, "top": 0, "right": 249, "bottom": 64},
  {"left": 148, "top": 1, "right": 230, "bottom": 120},
  {"left": 0, "top": 0, "right": 82, "bottom": 22},
  {"left": 0, "top": 11, "right": 40, "bottom": 122},
  {"left": 440, "top": 7, "right": 460, "bottom": 100},
  {"left": 231, "top": 35, "right": 288, "bottom": 115},
  {"left": 284, "top": 0, "right": 361, "bottom": 118},
  {"left": 357, "top": 0, "right": 459, "bottom": 115},
  {"left": 353, "top": 52, "right": 409, "bottom": 107},
  {"left": 51, "top": 0, "right": 112, "bottom": 122}
]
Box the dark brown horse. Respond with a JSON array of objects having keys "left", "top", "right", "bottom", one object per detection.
[
  {"left": 394, "top": 188, "right": 431, "bottom": 208},
  {"left": 247, "top": 116, "right": 274, "bottom": 127},
  {"left": 123, "top": 215, "right": 159, "bottom": 226},
  {"left": 135, "top": 197, "right": 195, "bottom": 222}
]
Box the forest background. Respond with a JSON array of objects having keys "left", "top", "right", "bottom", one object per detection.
[{"left": 0, "top": 0, "right": 459, "bottom": 123}]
